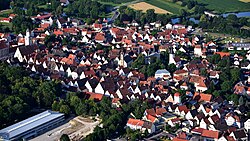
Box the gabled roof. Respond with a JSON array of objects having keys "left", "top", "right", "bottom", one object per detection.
[
  {"left": 201, "top": 129, "right": 220, "bottom": 139},
  {"left": 193, "top": 92, "right": 212, "bottom": 102},
  {"left": 155, "top": 107, "right": 167, "bottom": 116},
  {"left": 231, "top": 129, "right": 247, "bottom": 139},
  {"left": 124, "top": 55, "right": 133, "bottom": 63},
  {"left": 17, "top": 45, "right": 37, "bottom": 56},
  {"left": 145, "top": 108, "right": 156, "bottom": 116},
  {"left": 214, "top": 52, "right": 230, "bottom": 57},
  {"left": 85, "top": 92, "right": 103, "bottom": 101},
  {"left": 146, "top": 114, "right": 157, "bottom": 122},
  {"left": 127, "top": 118, "right": 144, "bottom": 126},
  {"left": 172, "top": 137, "right": 188, "bottom": 141}
]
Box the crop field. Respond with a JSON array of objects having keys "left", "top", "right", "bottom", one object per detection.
[
  {"left": 145, "top": 0, "right": 190, "bottom": 15},
  {"left": 195, "top": 0, "right": 250, "bottom": 13},
  {"left": 129, "top": 2, "right": 172, "bottom": 14},
  {"left": 143, "top": 0, "right": 250, "bottom": 15},
  {"left": 239, "top": 0, "right": 250, "bottom": 3}
]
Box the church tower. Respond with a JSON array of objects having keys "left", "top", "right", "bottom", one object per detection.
[
  {"left": 25, "top": 29, "right": 32, "bottom": 46},
  {"left": 169, "top": 47, "right": 175, "bottom": 65},
  {"left": 120, "top": 51, "right": 124, "bottom": 67}
]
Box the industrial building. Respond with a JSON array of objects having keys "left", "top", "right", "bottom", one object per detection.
[{"left": 0, "top": 110, "right": 64, "bottom": 141}]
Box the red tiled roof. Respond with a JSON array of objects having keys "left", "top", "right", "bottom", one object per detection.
[
  {"left": 174, "top": 69, "right": 188, "bottom": 75},
  {"left": 86, "top": 92, "right": 103, "bottom": 101},
  {"left": 191, "top": 128, "right": 204, "bottom": 134},
  {"left": 171, "top": 118, "right": 180, "bottom": 122},
  {"left": 146, "top": 108, "right": 156, "bottom": 116},
  {"left": 201, "top": 129, "right": 219, "bottom": 139},
  {"left": 95, "top": 33, "right": 105, "bottom": 41},
  {"left": 146, "top": 114, "right": 157, "bottom": 122},
  {"left": 0, "top": 18, "right": 11, "bottom": 22},
  {"left": 127, "top": 118, "right": 144, "bottom": 126},
  {"left": 54, "top": 30, "right": 63, "bottom": 36},
  {"left": 36, "top": 13, "right": 51, "bottom": 20},
  {"left": 178, "top": 105, "right": 188, "bottom": 113},
  {"left": 214, "top": 52, "right": 230, "bottom": 57},
  {"left": 193, "top": 92, "right": 212, "bottom": 102},
  {"left": 172, "top": 137, "right": 188, "bottom": 141},
  {"left": 155, "top": 107, "right": 167, "bottom": 116},
  {"left": 40, "top": 23, "right": 50, "bottom": 29},
  {"left": 93, "top": 23, "right": 102, "bottom": 29},
  {"left": 112, "top": 98, "right": 120, "bottom": 103},
  {"left": 177, "top": 132, "right": 187, "bottom": 139}
]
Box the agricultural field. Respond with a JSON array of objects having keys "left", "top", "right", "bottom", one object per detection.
[
  {"left": 135, "top": 0, "right": 250, "bottom": 15},
  {"left": 195, "top": 0, "right": 250, "bottom": 13},
  {"left": 239, "top": 0, "right": 250, "bottom": 3},
  {"left": 144, "top": 0, "right": 190, "bottom": 15},
  {"left": 129, "top": 2, "right": 172, "bottom": 14}
]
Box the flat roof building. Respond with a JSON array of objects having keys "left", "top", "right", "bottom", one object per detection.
[{"left": 0, "top": 110, "right": 64, "bottom": 141}]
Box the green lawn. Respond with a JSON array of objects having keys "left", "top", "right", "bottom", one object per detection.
[
  {"left": 0, "top": 22, "right": 12, "bottom": 29},
  {"left": 38, "top": 4, "right": 49, "bottom": 9},
  {"left": 145, "top": 0, "right": 191, "bottom": 15},
  {"left": 0, "top": 9, "right": 13, "bottom": 17},
  {"left": 97, "top": 1, "right": 120, "bottom": 7},
  {"left": 195, "top": 0, "right": 250, "bottom": 13},
  {"left": 142, "top": 0, "right": 250, "bottom": 15}
]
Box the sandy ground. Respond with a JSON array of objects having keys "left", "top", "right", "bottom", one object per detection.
[
  {"left": 129, "top": 2, "right": 172, "bottom": 14},
  {"left": 239, "top": 0, "right": 250, "bottom": 3},
  {"left": 30, "top": 116, "right": 100, "bottom": 141}
]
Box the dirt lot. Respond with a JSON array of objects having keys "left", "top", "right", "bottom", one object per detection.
[
  {"left": 31, "top": 116, "right": 100, "bottom": 141},
  {"left": 129, "top": 2, "right": 172, "bottom": 14}
]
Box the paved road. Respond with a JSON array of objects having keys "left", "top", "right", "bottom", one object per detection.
[{"left": 30, "top": 122, "right": 71, "bottom": 141}]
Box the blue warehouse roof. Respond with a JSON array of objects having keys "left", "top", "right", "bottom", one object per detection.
[{"left": 0, "top": 110, "right": 64, "bottom": 140}]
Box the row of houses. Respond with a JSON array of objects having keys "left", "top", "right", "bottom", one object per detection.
[{"left": 0, "top": 11, "right": 249, "bottom": 140}]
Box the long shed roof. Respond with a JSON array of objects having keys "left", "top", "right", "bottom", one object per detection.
[{"left": 0, "top": 110, "right": 64, "bottom": 140}]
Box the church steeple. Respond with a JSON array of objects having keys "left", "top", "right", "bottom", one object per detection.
[
  {"left": 169, "top": 47, "right": 175, "bottom": 65},
  {"left": 120, "top": 51, "right": 124, "bottom": 67},
  {"left": 25, "top": 29, "right": 32, "bottom": 46}
]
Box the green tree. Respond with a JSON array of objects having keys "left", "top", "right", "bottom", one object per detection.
[
  {"left": 52, "top": 101, "right": 60, "bottom": 111},
  {"left": 221, "top": 81, "right": 231, "bottom": 92},
  {"left": 60, "top": 105, "right": 71, "bottom": 116},
  {"left": 167, "top": 63, "right": 177, "bottom": 74},
  {"left": 180, "top": 9, "right": 187, "bottom": 17},
  {"left": 200, "top": 68, "right": 208, "bottom": 77},
  {"left": 60, "top": 134, "right": 70, "bottom": 141},
  {"left": 12, "top": 16, "right": 34, "bottom": 34},
  {"left": 70, "top": 96, "right": 81, "bottom": 108},
  {"left": 200, "top": 14, "right": 207, "bottom": 22},
  {"left": 238, "top": 96, "right": 244, "bottom": 106},
  {"left": 230, "top": 68, "right": 241, "bottom": 83},
  {"left": 209, "top": 54, "right": 221, "bottom": 64},
  {"left": 230, "top": 94, "right": 239, "bottom": 105},
  {"left": 145, "top": 9, "right": 156, "bottom": 23},
  {"left": 34, "top": 81, "right": 60, "bottom": 107},
  {"left": 56, "top": 5, "right": 63, "bottom": 16},
  {"left": 131, "top": 54, "right": 145, "bottom": 69}
]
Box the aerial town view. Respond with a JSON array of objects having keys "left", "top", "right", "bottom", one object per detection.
[{"left": 0, "top": 0, "right": 250, "bottom": 141}]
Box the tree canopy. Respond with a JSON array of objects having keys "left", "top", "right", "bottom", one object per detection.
[{"left": 0, "top": 63, "right": 62, "bottom": 128}]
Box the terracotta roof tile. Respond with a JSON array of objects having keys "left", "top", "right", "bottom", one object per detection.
[
  {"left": 201, "top": 129, "right": 219, "bottom": 139},
  {"left": 127, "top": 118, "right": 144, "bottom": 126}
]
